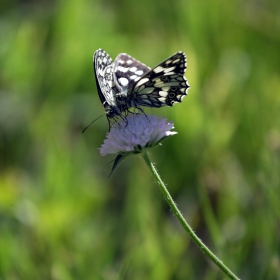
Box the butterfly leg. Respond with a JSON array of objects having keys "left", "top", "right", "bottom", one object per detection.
[{"left": 136, "top": 106, "right": 150, "bottom": 122}]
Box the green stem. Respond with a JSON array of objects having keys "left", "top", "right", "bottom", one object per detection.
[{"left": 142, "top": 152, "right": 240, "bottom": 280}]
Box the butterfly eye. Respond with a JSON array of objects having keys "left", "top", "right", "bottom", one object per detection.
[{"left": 171, "top": 86, "right": 177, "bottom": 91}]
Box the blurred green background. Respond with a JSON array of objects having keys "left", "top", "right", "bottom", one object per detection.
[{"left": 1, "top": 0, "right": 280, "bottom": 279}]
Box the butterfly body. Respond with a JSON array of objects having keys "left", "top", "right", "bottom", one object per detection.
[{"left": 93, "top": 49, "right": 190, "bottom": 122}]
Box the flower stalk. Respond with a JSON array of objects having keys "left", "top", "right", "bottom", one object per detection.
[{"left": 141, "top": 152, "right": 240, "bottom": 280}]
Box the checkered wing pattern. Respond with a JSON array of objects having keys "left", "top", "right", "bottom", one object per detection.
[
  {"left": 128, "top": 52, "right": 190, "bottom": 107},
  {"left": 113, "top": 53, "right": 151, "bottom": 92},
  {"left": 93, "top": 49, "right": 117, "bottom": 107}
]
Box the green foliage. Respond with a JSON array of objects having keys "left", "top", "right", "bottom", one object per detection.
[{"left": 0, "top": 0, "right": 280, "bottom": 279}]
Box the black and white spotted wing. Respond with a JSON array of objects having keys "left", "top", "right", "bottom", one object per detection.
[
  {"left": 93, "top": 49, "right": 122, "bottom": 118},
  {"left": 126, "top": 52, "right": 190, "bottom": 108},
  {"left": 113, "top": 53, "right": 151, "bottom": 93}
]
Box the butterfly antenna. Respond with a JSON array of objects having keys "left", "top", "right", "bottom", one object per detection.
[{"left": 82, "top": 114, "right": 106, "bottom": 133}]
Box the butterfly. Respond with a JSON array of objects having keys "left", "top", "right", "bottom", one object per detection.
[{"left": 93, "top": 48, "right": 190, "bottom": 124}]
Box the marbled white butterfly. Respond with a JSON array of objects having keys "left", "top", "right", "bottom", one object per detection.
[{"left": 93, "top": 48, "right": 190, "bottom": 123}]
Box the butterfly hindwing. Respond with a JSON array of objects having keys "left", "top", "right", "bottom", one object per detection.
[{"left": 128, "top": 52, "right": 190, "bottom": 108}]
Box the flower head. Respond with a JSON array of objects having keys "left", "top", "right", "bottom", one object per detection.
[{"left": 100, "top": 114, "right": 177, "bottom": 156}]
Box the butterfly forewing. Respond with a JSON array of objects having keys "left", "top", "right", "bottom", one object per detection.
[
  {"left": 128, "top": 51, "right": 190, "bottom": 108},
  {"left": 94, "top": 49, "right": 117, "bottom": 107},
  {"left": 113, "top": 53, "right": 151, "bottom": 92}
]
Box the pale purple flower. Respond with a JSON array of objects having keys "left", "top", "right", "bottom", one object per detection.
[{"left": 100, "top": 114, "right": 177, "bottom": 156}]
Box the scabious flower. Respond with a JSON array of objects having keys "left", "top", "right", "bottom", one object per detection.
[
  {"left": 100, "top": 113, "right": 177, "bottom": 156},
  {"left": 100, "top": 113, "right": 177, "bottom": 177}
]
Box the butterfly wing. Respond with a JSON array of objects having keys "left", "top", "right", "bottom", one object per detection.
[
  {"left": 113, "top": 53, "right": 151, "bottom": 92},
  {"left": 94, "top": 49, "right": 117, "bottom": 107},
  {"left": 128, "top": 52, "right": 190, "bottom": 108}
]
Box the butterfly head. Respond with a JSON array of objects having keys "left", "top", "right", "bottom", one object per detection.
[{"left": 102, "top": 100, "right": 123, "bottom": 119}]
